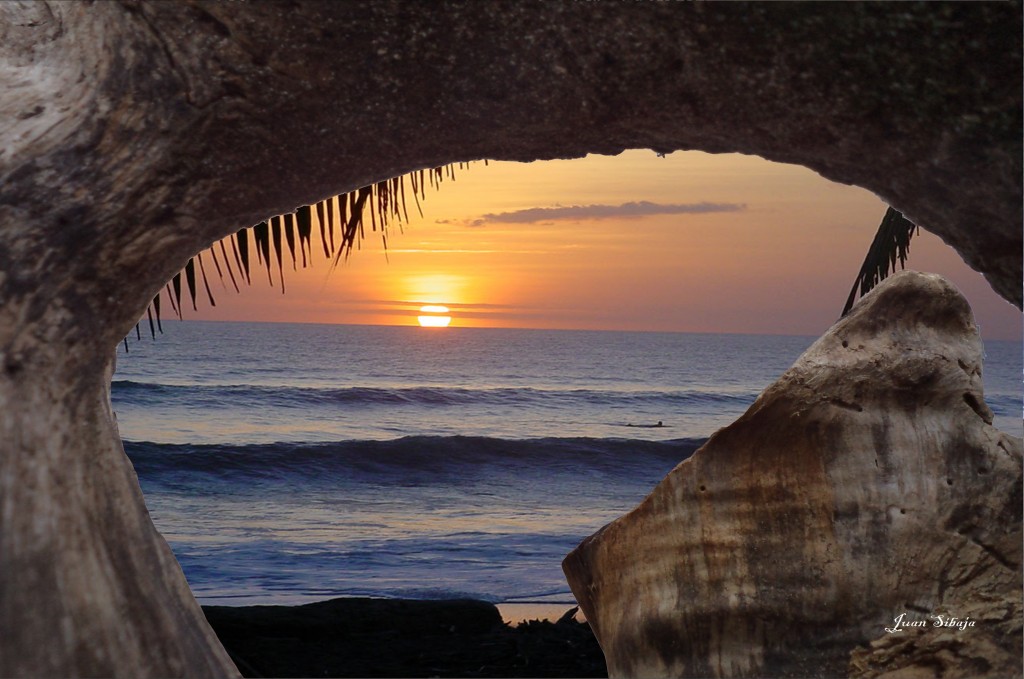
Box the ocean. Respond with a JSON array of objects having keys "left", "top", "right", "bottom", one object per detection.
[{"left": 113, "top": 322, "right": 1021, "bottom": 614}]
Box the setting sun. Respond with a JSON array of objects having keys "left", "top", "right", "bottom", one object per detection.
[
  {"left": 417, "top": 305, "right": 452, "bottom": 327},
  {"left": 184, "top": 150, "right": 1020, "bottom": 341}
]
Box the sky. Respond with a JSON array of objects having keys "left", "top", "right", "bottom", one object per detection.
[{"left": 187, "top": 150, "right": 1021, "bottom": 341}]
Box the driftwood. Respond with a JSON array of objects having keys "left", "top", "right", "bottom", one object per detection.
[
  {"left": 564, "top": 272, "right": 1022, "bottom": 678},
  {"left": 0, "top": 2, "right": 1020, "bottom": 676}
]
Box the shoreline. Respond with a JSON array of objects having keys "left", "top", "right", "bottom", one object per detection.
[
  {"left": 497, "top": 602, "right": 585, "bottom": 626},
  {"left": 198, "top": 597, "right": 584, "bottom": 626},
  {"left": 203, "top": 596, "right": 605, "bottom": 678}
]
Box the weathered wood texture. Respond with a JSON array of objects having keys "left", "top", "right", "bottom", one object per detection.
[
  {"left": 0, "top": 1, "right": 1020, "bottom": 676},
  {"left": 564, "top": 272, "right": 1022, "bottom": 678}
]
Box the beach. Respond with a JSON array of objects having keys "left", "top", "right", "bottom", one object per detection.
[{"left": 204, "top": 597, "right": 606, "bottom": 678}]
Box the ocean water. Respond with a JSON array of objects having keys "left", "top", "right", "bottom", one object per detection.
[{"left": 113, "top": 321, "right": 1021, "bottom": 608}]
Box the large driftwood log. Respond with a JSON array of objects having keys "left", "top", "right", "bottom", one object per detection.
[
  {"left": 564, "top": 272, "right": 1022, "bottom": 678},
  {"left": 0, "top": 2, "right": 1020, "bottom": 676}
]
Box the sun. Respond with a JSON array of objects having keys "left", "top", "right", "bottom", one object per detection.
[{"left": 417, "top": 305, "right": 452, "bottom": 328}]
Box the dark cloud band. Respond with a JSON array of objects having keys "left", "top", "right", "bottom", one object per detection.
[{"left": 455, "top": 200, "right": 746, "bottom": 226}]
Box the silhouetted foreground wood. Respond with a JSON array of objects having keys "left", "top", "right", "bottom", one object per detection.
[{"left": 203, "top": 598, "right": 606, "bottom": 678}]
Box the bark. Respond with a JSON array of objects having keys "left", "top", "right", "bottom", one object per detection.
[
  {"left": 0, "top": 1, "right": 1020, "bottom": 676},
  {"left": 0, "top": 348, "right": 236, "bottom": 676}
]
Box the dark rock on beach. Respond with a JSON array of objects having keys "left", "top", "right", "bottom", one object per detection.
[{"left": 203, "top": 598, "right": 607, "bottom": 678}]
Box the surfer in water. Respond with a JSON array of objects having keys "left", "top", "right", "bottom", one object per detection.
[{"left": 626, "top": 420, "right": 665, "bottom": 428}]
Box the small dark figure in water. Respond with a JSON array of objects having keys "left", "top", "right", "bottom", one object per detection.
[{"left": 655, "top": 420, "right": 663, "bottom": 427}]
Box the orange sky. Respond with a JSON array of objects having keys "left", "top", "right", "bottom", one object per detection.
[{"left": 187, "top": 151, "right": 1021, "bottom": 341}]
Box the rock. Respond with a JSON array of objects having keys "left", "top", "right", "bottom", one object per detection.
[
  {"left": 202, "top": 597, "right": 607, "bottom": 678},
  {"left": 563, "top": 272, "right": 1022, "bottom": 678}
]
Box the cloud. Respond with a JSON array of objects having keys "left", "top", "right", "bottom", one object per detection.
[{"left": 459, "top": 201, "right": 746, "bottom": 226}]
